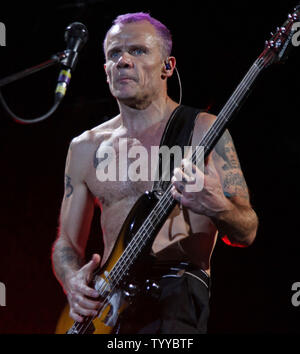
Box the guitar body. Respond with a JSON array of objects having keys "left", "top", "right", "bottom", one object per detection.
[{"left": 55, "top": 191, "right": 159, "bottom": 334}]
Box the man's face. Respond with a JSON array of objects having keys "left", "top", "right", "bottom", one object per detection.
[
  {"left": 224, "top": 143, "right": 239, "bottom": 168},
  {"left": 104, "top": 21, "right": 165, "bottom": 108}
]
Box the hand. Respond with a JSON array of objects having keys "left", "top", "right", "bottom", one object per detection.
[
  {"left": 66, "top": 253, "right": 102, "bottom": 322},
  {"left": 171, "top": 155, "right": 233, "bottom": 217}
]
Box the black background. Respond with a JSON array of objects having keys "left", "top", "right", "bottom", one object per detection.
[{"left": 0, "top": 0, "right": 300, "bottom": 334}]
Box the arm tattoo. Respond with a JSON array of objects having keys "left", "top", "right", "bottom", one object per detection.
[
  {"left": 52, "top": 243, "right": 83, "bottom": 285},
  {"left": 65, "top": 174, "right": 74, "bottom": 198},
  {"left": 223, "top": 172, "right": 249, "bottom": 199},
  {"left": 215, "top": 130, "right": 241, "bottom": 170},
  {"left": 59, "top": 246, "right": 82, "bottom": 267},
  {"left": 214, "top": 130, "right": 249, "bottom": 200},
  {"left": 93, "top": 150, "right": 99, "bottom": 169}
]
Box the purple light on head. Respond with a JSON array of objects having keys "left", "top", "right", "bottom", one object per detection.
[{"left": 103, "top": 12, "right": 172, "bottom": 58}]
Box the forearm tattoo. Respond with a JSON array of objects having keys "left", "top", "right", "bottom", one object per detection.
[
  {"left": 53, "top": 244, "right": 83, "bottom": 284},
  {"left": 65, "top": 174, "right": 74, "bottom": 198},
  {"left": 59, "top": 246, "right": 82, "bottom": 266}
]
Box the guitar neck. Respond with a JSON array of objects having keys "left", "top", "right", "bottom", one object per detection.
[{"left": 195, "top": 56, "right": 265, "bottom": 161}]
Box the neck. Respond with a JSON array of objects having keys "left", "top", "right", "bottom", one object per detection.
[{"left": 117, "top": 96, "right": 179, "bottom": 136}]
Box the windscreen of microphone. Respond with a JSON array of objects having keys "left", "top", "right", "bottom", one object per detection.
[
  {"left": 62, "top": 22, "right": 89, "bottom": 70},
  {"left": 55, "top": 22, "right": 88, "bottom": 102}
]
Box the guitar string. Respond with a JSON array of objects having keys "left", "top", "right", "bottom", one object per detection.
[{"left": 71, "top": 57, "right": 264, "bottom": 334}]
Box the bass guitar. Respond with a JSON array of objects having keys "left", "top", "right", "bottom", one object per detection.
[{"left": 55, "top": 4, "right": 300, "bottom": 334}]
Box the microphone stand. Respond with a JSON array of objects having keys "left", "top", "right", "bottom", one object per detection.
[{"left": 0, "top": 51, "right": 68, "bottom": 124}]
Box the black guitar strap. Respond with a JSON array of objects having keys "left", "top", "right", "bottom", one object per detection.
[{"left": 152, "top": 105, "right": 204, "bottom": 193}]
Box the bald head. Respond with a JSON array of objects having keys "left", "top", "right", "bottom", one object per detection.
[{"left": 103, "top": 12, "right": 172, "bottom": 60}]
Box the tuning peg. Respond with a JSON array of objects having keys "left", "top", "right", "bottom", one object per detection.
[
  {"left": 280, "top": 26, "right": 286, "bottom": 33},
  {"left": 144, "top": 279, "right": 160, "bottom": 299},
  {"left": 123, "top": 282, "right": 139, "bottom": 301},
  {"left": 275, "top": 39, "right": 282, "bottom": 48}
]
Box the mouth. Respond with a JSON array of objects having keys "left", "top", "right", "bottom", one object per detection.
[{"left": 117, "top": 76, "right": 137, "bottom": 83}]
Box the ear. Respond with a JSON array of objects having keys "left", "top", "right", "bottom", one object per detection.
[
  {"left": 161, "top": 56, "right": 176, "bottom": 79},
  {"left": 104, "top": 64, "right": 109, "bottom": 83}
]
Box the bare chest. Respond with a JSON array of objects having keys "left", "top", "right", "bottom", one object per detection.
[{"left": 85, "top": 133, "right": 162, "bottom": 207}]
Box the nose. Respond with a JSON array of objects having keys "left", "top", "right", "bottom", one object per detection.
[{"left": 117, "top": 52, "right": 134, "bottom": 69}]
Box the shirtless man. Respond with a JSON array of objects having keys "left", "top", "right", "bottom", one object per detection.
[{"left": 52, "top": 12, "right": 258, "bottom": 334}]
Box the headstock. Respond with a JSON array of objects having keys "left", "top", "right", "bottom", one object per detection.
[{"left": 260, "top": 4, "right": 300, "bottom": 67}]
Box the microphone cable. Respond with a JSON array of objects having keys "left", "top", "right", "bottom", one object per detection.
[
  {"left": 0, "top": 88, "right": 62, "bottom": 125},
  {"left": 0, "top": 22, "right": 88, "bottom": 125}
]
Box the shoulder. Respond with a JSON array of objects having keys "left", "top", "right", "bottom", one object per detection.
[
  {"left": 192, "top": 110, "right": 236, "bottom": 150},
  {"left": 191, "top": 111, "right": 217, "bottom": 145},
  {"left": 65, "top": 115, "right": 121, "bottom": 179},
  {"left": 195, "top": 111, "right": 217, "bottom": 132},
  {"left": 69, "top": 115, "right": 121, "bottom": 153}
]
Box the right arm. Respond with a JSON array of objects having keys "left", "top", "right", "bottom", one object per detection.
[{"left": 52, "top": 138, "right": 101, "bottom": 322}]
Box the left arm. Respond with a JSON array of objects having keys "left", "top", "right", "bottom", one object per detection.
[
  {"left": 171, "top": 125, "right": 258, "bottom": 247},
  {"left": 210, "top": 129, "right": 258, "bottom": 246}
]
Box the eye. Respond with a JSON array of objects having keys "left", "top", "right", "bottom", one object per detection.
[
  {"left": 108, "top": 50, "right": 121, "bottom": 59},
  {"left": 130, "top": 47, "right": 146, "bottom": 56}
]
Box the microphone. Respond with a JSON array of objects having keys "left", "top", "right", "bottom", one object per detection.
[{"left": 55, "top": 22, "right": 88, "bottom": 102}]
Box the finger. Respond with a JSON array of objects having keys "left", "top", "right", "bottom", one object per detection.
[
  {"left": 181, "top": 159, "right": 201, "bottom": 181},
  {"left": 171, "top": 185, "right": 192, "bottom": 205},
  {"left": 178, "top": 161, "right": 205, "bottom": 193},
  {"left": 173, "top": 167, "right": 195, "bottom": 184},
  {"left": 171, "top": 185, "right": 182, "bottom": 202},
  {"left": 69, "top": 307, "right": 84, "bottom": 322},
  {"left": 71, "top": 301, "right": 99, "bottom": 318},
  {"left": 76, "top": 283, "right": 99, "bottom": 298},
  {"left": 76, "top": 294, "right": 101, "bottom": 311},
  {"left": 82, "top": 254, "right": 101, "bottom": 272},
  {"left": 171, "top": 176, "right": 185, "bottom": 193},
  {"left": 171, "top": 185, "right": 195, "bottom": 209},
  {"left": 81, "top": 254, "right": 101, "bottom": 282}
]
